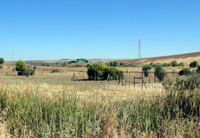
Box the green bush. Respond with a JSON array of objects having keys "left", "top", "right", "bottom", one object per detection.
[
  {"left": 171, "top": 60, "right": 178, "bottom": 67},
  {"left": 142, "top": 65, "right": 152, "bottom": 77},
  {"left": 152, "top": 63, "right": 163, "bottom": 67},
  {"left": 16, "top": 60, "right": 26, "bottom": 76},
  {"left": 179, "top": 68, "right": 192, "bottom": 76},
  {"left": 197, "top": 66, "right": 200, "bottom": 73},
  {"left": 154, "top": 65, "right": 166, "bottom": 81},
  {"left": 51, "top": 69, "right": 60, "bottom": 73},
  {"left": 87, "top": 64, "right": 124, "bottom": 80},
  {"left": 0, "top": 65, "right": 3, "bottom": 69},
  {"left": 109, "top": 61, "right": 118, "bottom": 67},
  {"left": 163, "top": 63, "right": 169, "bottom": 67},
  {"left": 190, "top": 61, "right": 198, "bottom": 68},
  {"left": 178, "top": 62, "right": 184, "bottom": 66},
  {"left": 0, "top": 57, "right": 4, "bottom": 64}
]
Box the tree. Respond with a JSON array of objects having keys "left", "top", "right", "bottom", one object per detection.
[
  {"left": 0, "top": 57, "right": 4, "bottom": 64},
  {"left": 16, "top": 60, "right": 26, "bottom": 75},
  {"left": 189, "top": 61, "right": 198, "bottom": 68},
  {"left": 142, "top": 65, "right": 152, "bottom": 77},
  {"left": 109, "top": 61, "right": 118, "bottom": 67},
  {"left": 171, "top": 60, "right": 178, "bottom": 67},
  {"left": 179, "top": 68, "right": 192, "bottom": 76},
  {"left": 154, "top": 65, "right": 166, "bottom": 81},
  {"left": 87, "top": 64, "right": 124, "bottom": 80}
]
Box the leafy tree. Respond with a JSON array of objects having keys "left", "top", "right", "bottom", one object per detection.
[
  {"left": 189, "top": 61, "right": 198, "bottom": 68},
  {"left": 0, "top": 57, "right": 4, "bottom": 64},
  {"left": 120, "top": 62, "right": 125, "bottom": 67},
  {"left": 87, "top": 64, "right": 124, "bottom": 80},
  {"left": 142, "top": 65, "right": 152, "bottom": 77},
  {"left": 109, "top": 61, "right": 118, "bottom": 67},
  {"left": 179, "top": 68, "right": 192, "bottom": 76},
  {"left": 16, "top": 60, "right": 26, "bottom": 75},
  {"left": 154, "top": 65, "right": 166, "bottom": 81},
  {"left": 171, "top": 60, "right": 178, "bottom": 67}
]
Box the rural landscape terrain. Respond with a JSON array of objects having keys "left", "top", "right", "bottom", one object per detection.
[{"left": 0, "top": 52, "right": 200, "bottom": 137}]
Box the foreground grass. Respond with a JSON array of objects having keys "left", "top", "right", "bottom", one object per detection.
[{"left": 0, "top": 85, "right": 199, "bottom": 137}]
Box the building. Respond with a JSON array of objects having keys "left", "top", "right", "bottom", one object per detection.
[{"left": 76, "top": 58, "right": 90, "bottom": 63}]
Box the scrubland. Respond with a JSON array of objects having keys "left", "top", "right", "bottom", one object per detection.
[{"left": 0, "top": 67, "right": 199, "bottom": 137}]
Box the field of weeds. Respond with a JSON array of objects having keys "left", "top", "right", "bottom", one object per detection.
[{"left": 0, "top": 69, "right": 199, "bottom": 137}]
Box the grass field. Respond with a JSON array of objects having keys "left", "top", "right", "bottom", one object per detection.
[{"left": 0, "top": 65, "right": 199, "bottom": 137}]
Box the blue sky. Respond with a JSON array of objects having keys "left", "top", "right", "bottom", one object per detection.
[{"left": 0, "top": 0, "right": 200, "bottom": 61}]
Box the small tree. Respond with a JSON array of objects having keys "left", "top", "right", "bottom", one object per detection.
[
  {"left": 189, "top": 61, "right": 198, "bottom": 68},
  {"left": 142, "top": 65, "right": 152, "bottom": 77},
  {"left": 109, "top": 61, "right": 118, "bottom": 67},
  {"left": 0, "top": 57, "right": 4, "bottom": 64},
  {"left": 16, "top": 60, "right": 26, "bottom": 75},
  {"left": 171, "top": 60, "right": 178, "bottom": 67},
  {"left": 154, "top": 65, "right": 166, "bottom": 81},
  {"left": 179, "top": 68, "right": 192, "bottom": 76}
]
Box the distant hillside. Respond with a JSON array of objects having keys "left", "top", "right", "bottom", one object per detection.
[{"left": 118, "top": 51, "right": 200, "bottom": 66}]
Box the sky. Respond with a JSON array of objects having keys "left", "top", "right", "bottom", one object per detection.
[{"left": 0, "top": 0, "right": 200, "bottom": 61}]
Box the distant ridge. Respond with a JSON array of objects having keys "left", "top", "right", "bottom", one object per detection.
[{"left": 118, "top": 51, "right": 200, "bottom": 65}]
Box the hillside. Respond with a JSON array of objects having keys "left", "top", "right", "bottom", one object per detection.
[{"left": 118, "top": 51, "right": 200, "bottom": 66}]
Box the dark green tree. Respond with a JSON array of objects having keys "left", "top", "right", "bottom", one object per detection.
[
  {"left": 171, "top": 60, "right": 178, "bottom": 67},
  {"left": 154, "top": 65, "right": 166, "bottom": 81},
  {"left": 142, "top": 65, "right": 152, "bottom": 77},
  {"left": 179, "top": 68, "right": 192, "bottom": 76},
  {"left": 16, "top": 60, "right": 26, "bottom": 75},
  {"left": 189, "top": 61, "right": 198, "bottom": 68},
  {"left": 0, "top": 57, "right": 4, "bottom": 64}
]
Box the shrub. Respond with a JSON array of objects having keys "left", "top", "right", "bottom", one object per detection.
[
  {"left": 163, "top": 63, "right": 169, "bottom": 67},
  {"left": 152, "top": 63, "right": 163, "bottom": 67},
  {"left": 51, "top": 69, "right": 60, "bottom": 73},
  {"left": 178, "top": 62, "right": 184, "bottom": 66},
  {"left": 16, "top": 60, "right": 26, "bottom": 76},
  {"left": 154, "top": 65, "right": 166, "bottom": 81},
  {"left": 0, "top": 57, "right": 4, "bottom": 64},
  {"left": 0, "top": 65, "right": 2, "bottom": 69},
  {"left": 126, "top": 63, "right": 136, "bottom": 67},
  {"left": 179, "top": 68, "right": 192, "bottom": 76},
  {"left": 197, "top": 66, "right": 200, "bottom": 73},
  {"left": 87, "top": 64, "right": 104, "bottom": 80},
  {"left": 142, "top": 65, "right": 152, "bottom": 77},
  {"left": 109, "top": 61, "right": 118, "bottom": 67},
  {"left": 120, "top": 62, "right": 125, "bottom": 67},
  {"left": 171, "top": 60, "right": 178, "bottom": 67},
  {"left": 23, "top": 68, "right": 31, "bottom": 77},
  {"left": 150, "top": 62, "right": 154, "bottom": 66},
  {"left": 189, "top": 61, "right": 198, "bottom": 68},
  {"left": 87, "top": 64, "right": 124, "bottom": 80}
]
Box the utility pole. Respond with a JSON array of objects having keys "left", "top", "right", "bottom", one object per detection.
[{"left": 138, "top": 39, "right": 142, "bottom": 65}]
